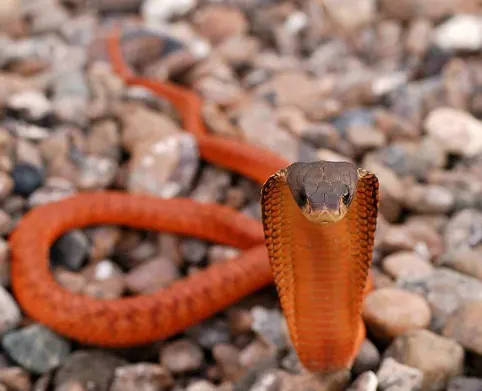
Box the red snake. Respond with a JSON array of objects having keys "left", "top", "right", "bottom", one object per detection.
[{"left": 8, "top": 28, "right": 378, "bottom": 374}]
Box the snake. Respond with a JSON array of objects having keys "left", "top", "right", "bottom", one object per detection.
[{"left": 8, "top": 28, "right": 379, "bottom": 375}]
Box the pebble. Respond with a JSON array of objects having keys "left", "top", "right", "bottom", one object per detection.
[
  {"left": 0, "top": 286, "right": 20, "bottom": 335},
  {"left": 186, "top": 319, "right": 231, "bottom": 349},
  {"left": 384, "top": 329, "right": 464, "bottom": 391},
  {"left": 398, "top": 268, "right": 482, "bottom": 332},
  {"left": 193, "top": 5, "right": 249, "bottom": 44},
  {"left": 347, "top": 371, "right": 378, "bottom": 391},
  {"left": 376, "top": 357, "right": 423, "bottom": 391},
  {"left": 54, "top": 350, "right": 126, "bottom": 391},
  {"left": 382, "top": 251, "right": 434, "bottom": 280},
  {"left": 352, "top": 339, "right": 381, "bottom": 375},
  {"left": 142, "top": 0, "right": 198, "bottom": 25},
  {"left": 11, "top": 163, "right": 44, "bottom": 197},
  {"left": 125, "top": 257, "right": 180, "bottom": 294},
  {"left": 443, "top": 300, "right": 482, "bottom": 355},
  {"left": 127, "top": 133, "right": 199, "bottom": 198},
  {"left": 434, "top": 15, "right": 482, "bottom": 52},
  {"left": 190, "top": 166, "right": 231, "bottom": 204},
  {"left": 447, "top": 377, "right": 482, "bottom": 391},
  {"left": 160, "top": 339, "right": 204, "bottom": 374},
  {"left": 249, "top": 370, "right": 280, "bottom": 391},
  {"left": 186, "top": 380, "right": 217, "bottom": 391},
  {"left": 425, "top": 107, "right": 482, "bottom": 157},
  {"left": 443, "top": 209, "right": 482, "bottom": 251},
  {"left": 1, "top": 324, "right": 71, "bottom": 374},
  {"left": 438, "top": 248, "right": 482, "bottom": 281},
  {"left": 81, "top": 259, "right": 125, "bottom": 299},
  {"left": 251, "top": 307, "right": 288, "bottom": 351},
  {"left": 212, "top": 343, "right": 243, "bottom": 381},
  {"left": 86, "top": 119, "right": 121, "bottom": 160},
  {"left": 0, "top": 210, "right": 12, "bottom": 236},
  {"left": 50, "top": 230, "right": 90, "bottom": 271},
  {"left": 323, "top": 0, "right": 376, "bottom": 31},
  {"left": 0, "top": 172, "right": 13, "bottom": 201},
  {"left": 110, "top": 363, "right": 174, "bottom": 391},
  {"left": 403, "top": 183, "right": 454, "bottom": 214},
  {"left": 362, "top": 288, "right": 431, "bottom": 340},
  {"left": 0, "top": 238, "right": 9, "bottom": 287},
  {"left": 239, "top": 340, "right": 276, "bottom": 369},
  {"left": 7, "top": 90, "right": 52, "bottom": 123},
  {"left": 87, "top": 226, "right": 121, "bottom": 262},
  {"left": 0, "top": 367, "right": 31, "bottom": 391},
  {"left": 379, "top": 0, "right": 463, "bottom": 21}
]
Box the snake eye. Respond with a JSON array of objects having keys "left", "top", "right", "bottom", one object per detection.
[
  {"left": 342, "top": 190, "right": 351, "bottom": 205},
  {"left": 297, "top": 188, "right": 308, "bottom": 207}
]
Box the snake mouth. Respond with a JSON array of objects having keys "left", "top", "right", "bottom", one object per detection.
[{"left": 300, "top": 201, "right": 348, "bottom": 224}]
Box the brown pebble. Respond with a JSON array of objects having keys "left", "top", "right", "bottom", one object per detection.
[
  {"left": 382, "top": 251, "right": 434, "bottom": 280},
  {"left": 385, "top": 329, "right": 464, "bottom": 391},
  {"left": 160, "top": 339, "right": 204, "bottom": 374},
  {"left": 110, "top": 363, "right": 174, "bottom": 391},
  {"left": 363, "top": 288, "right": 431, "bottom": 340},
  {"left": 212, "top": 343, "right": 243, "bottom": 381},
  {"left": 0, "top": 367, "right": 31, "bottom": 391},
  {"left": 443, "top": 300, "right": 482, "bottom": 355},
  {"left": 124, "top": 257, "right": 180, "bottom": 294}
]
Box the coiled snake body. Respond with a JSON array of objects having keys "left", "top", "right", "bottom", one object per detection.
[{"left": 8, "top": 30, "right": 379, "bottom": 374}]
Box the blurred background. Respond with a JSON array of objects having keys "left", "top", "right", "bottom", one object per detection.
[{"left": 1, "top": 0, "right": 482, "bottom": 390}]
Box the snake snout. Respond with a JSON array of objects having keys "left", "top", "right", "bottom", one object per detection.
[{"left": 302, "top": 191, "right": 346, "bottom": 224}]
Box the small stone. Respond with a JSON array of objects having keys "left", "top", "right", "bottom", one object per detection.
[
  {"left": 54, "top": 268, "right": 87, "bottom": 294},
  {"left": 347, "top": 371, "right": 378, "bottom": 391},
  {"left": 186, "top": 380, "right": 217, "bottom": 391},
  {"left": 11, "top": 163, "right": 44, "bottom": 197},
  {"left": 186, "top": 319, "right": 231, "bottom": 349},
  {"left": 0, "top": 286, "right": 21, "bottom": 335},
  {"left": 425, "top": 107, "right": 482, "bottom": 157},
  {"left": 212, "top": 343, "right": 243, "bottom": 381},
  {"left": 443, "top": 300, "right": 482, "bottom": 355},
  {"left": 0, "top": 210, "right": 12, "bottom": 235},
  {"left": 127, "top": 133, "right": 199, "bottom": 198},
  {"left": 0, "top": 367, "right": 31, "bottom": 391},
  {"left": 384, "top": 329, "right": 464, "bottom": 391},
  {"left": 160, "top": 339, "right": 204, "bottom": 374},
  {"left": 190, "top": 166, "right": 231, "bottom": 204},
  {"left": 239, "top": 340, "right": 276, "bottom": 369},
  {"left": 382, "top": 251, "right": 434, "bottom": 280},
  {"left": 0, "top": 172, "right": 13, "bottom": 200},
  {"left": 277, "top": 369, "right": 350, "bottom": 391},
  {"left": 194, "top": 77, "right": 246, "bottom": 106},
  {"left": 251, "top": 307, "right": 288, "bottom": 351},
  {"left": 379, "top": 0, "right": 464, "bottom": 21},
  {"left": 363, "top": 288, "right": 431, "bottom": 340},
  {"left": 110, "top": 363, "right": 174, "bottom": 391},
  {"left": 82, "top": 259, "right": 125, "bottom": 299},
  {"left": 228, "top": 309, "right": 253, "bottom": 335},
  {"left": 398, "top": 268, "right": 482, "bottom": 332},
  {"left": 142, "top": 0, "right": 198, "bottom": 24},
  {"left": 7, "top": 90, "right": 52, "bottom": 122},
  {"left": 443, "top": 209, "right": 482, "bottom": 251},
  {"left": 352, "top": 339, "right": 380, "bottom": 375},
  {"left": 322, "top": 0, "right": 375, "bottom": 31},
  {"left": 403, "top": 183, "right": 454, "bottom": 214},
  {"left": 50, "top": 230, "right": 90, "bottom": 271},
  {"left": 125, "top": 257, "right": 180, "bottom": 294},
  {"left": 346, "top": 125, "right": 386, "bottom": 153},
  {"left": 86, "top": 119, "right": 120, "bottom": 160},
  {"left": 249, "top": 370, "right": 281, "bottom": 391},
  {"left": 434, "top": 15, "right": 482, "bottom": 52},
  {"left": 76, "top": 155, "right": 118, "bottom": 190},
  {"left": 54, "top": 350, "right": 126, "bottom": 391},
  {"left": 181, "top": 239, "right": 208, "bottom": 265},
  {"left": 438, "top": 248, "right": 482, "bottom": 281},
  {"left": 362, "top": 160, "right": 404, "bottom": 222},
  {"left": 2, "top": 324, "right": 71, "bottom": 374},
  {"left": 447, "top": 377, "right": 482, "bottom": 391},
  {"left": 87, "top": 226, "right": 122, "bottom": 261},
  {"left": 376, "top": 358, "right": 423, "bottom": 391},
  {"left": 405, "top": 18, "right": 433, "bottom": 57},
  {"left": 0, "top": 238, "right": 9, "bottom": 287},
  {"left": 193, "top": 5, "right": 248, "bottom": 44}
]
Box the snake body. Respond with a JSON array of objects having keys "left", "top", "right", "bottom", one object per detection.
[{"left": 8, "top": 29, "right": 379, "bottom": 374}]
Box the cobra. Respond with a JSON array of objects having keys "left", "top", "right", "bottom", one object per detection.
[{"left": 8, "top": 28, "right": 379, "bottom": 375}]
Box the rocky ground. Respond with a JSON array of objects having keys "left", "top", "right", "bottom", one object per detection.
[{"left": 1, "top": 0, "right": 482, "bottom": 390}]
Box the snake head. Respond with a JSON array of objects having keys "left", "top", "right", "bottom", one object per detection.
[{"left": 285, "top": 161, "right": 359, "bottom": 224}]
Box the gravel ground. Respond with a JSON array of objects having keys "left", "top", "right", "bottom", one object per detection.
[{"left": 1, "top": 0, "right": 482, "bottom": 390}]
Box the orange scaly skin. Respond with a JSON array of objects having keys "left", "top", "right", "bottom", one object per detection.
[{"left": 9, "top": 28, "right": 375, "bottom": 373}]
